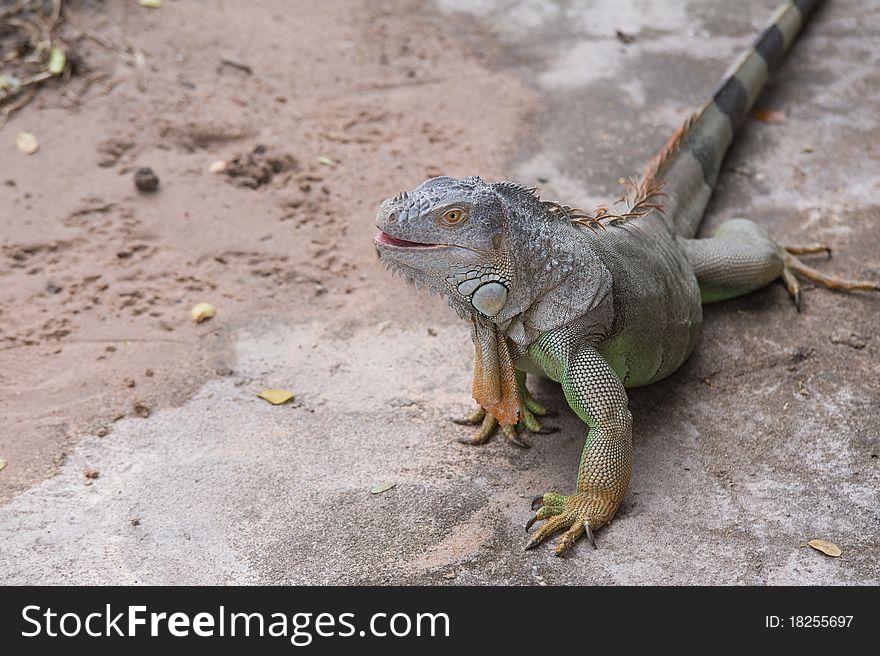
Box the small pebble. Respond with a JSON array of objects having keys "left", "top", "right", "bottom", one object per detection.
[
  {"left": 134, "top": 167, "right": 160, "bottom": 192},
  {"left": 133, "top": 401, "right": 151, "bottom": 418}
]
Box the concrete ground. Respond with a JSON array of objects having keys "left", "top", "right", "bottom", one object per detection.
[{"left": 2, "top": 0, "right": 879, "bottom": 585}]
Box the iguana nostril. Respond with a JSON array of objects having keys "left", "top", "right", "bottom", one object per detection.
[{"left": 387, "top": 212, "right": 397, "bottom": 224}]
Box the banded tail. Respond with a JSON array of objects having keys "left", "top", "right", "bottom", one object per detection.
[{"left": 646, "top": 0, "right": 824, "bottom": 238}]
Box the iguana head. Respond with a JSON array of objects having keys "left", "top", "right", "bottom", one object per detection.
[
  {"left": 374, "top": 176, "right": 524, "bottom": 321},
  {"left": 375, "top": 175, "right": 612, "bottom": 340}
]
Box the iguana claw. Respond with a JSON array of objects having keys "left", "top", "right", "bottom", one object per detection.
[{"left": 584, "top": 522, "right": 597, "bottom": 549}]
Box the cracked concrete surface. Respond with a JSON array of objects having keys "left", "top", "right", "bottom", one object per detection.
[{"left": 2, "top": 0, "right": 879, "bottom": 585}]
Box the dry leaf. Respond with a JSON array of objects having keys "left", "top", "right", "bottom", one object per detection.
[
  {"left": 191, "top": 302, "right": 216, "bottom": 323},
  {"left": 808, "top": 539, "right": 841, "bottom": 557},
  {"left": 16, "top": 131, "right": 39, "bottom": 155},
  {"left": 317, "top": 156, "right": 334, "bottom": 166},
  {"left": 257, "top": 389, "right": 295, "bottom": 405},
  {"left": 48, "top": 46, "right": 66, "bottom": 75},
  {"left": 139, "top": 0, "right": 162, "bottom": 7},
  {"left": 752, "top": 109, "right": 786, "bottom": 124},
  {"left": 0, "top": 459, "right": 7, "bottom": 472},
  {"left": 370, "top": 481, "right": 396, "bottom": 495}
]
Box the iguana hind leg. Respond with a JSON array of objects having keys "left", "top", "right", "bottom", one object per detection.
[
  {"left": 452, "top": 370, "right": 557, "bottom": 448},
  {"left": 681, "top": 218, "right": 879, "bottom": 310}
]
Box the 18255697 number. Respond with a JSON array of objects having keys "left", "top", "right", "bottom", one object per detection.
[{"left": 790, "top": 616, "right": 853, "bottom": 628}]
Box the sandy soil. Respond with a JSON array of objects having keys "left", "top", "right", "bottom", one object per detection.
[{"left": 0, "top": 0, "right": 530, "bottom": 502}]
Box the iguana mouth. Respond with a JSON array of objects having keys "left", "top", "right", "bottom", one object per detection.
[{"left": 374, "top": 230, "right": 443, "bottom": 248}]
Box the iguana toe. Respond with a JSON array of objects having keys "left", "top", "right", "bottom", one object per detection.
[
  {"left": 780, "top": 268, "right": 802, "bottom": 311},
  {"left": 534, "top": 424, "right": 560, "bottom": 435},
  {"left": 521, "top": 387, "right": 550, "bottom": 417},
  {"left": 502, "top": 423, "right": 531, "bottom": 448},
  {"left": 782, "top": 242, "right": 832, "bottom": 258},
  {"left": 456, "top": 409, "right": 497, "bottom": 445},
  {"left": 451, "top": 406, "right": 486, "bottom": 426},
  {"left": 519, "top": 376, "right": 560, "bottom": 433},
  {"left": 519, "top": 403, "right": 558, "bottom": 435},
  {"left": 524, "top": 514, "right": 572, "bottom": 552}
]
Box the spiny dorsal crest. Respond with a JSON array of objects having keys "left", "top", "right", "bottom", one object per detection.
[
  {"left": 492, "top": 181, "right": 540, "bottom": 198},
  {"left": 492, "top": 174, "right": 664, "bottom": 234},
  {"left": 566, "top": 178, "right": 667, "bottom": 233}
]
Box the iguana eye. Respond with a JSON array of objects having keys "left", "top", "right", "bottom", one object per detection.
[{"left": 439, "top": 207, "right": 468, "bottom": 226}]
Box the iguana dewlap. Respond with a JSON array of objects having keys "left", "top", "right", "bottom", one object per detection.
[{"left": 373, "top": 0, "right": 878, "bottom": 555}]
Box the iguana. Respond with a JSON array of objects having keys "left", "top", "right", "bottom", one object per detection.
[{"left": 373, "top": 0, "right": 878, "bottom": 554}]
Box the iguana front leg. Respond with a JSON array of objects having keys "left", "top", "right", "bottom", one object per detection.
[
  {"left": 453, "top": 370, "right": 557, "bottom": 448},
  {"left": 525, "top": 337, "right": 633, "bottom": 555}
]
